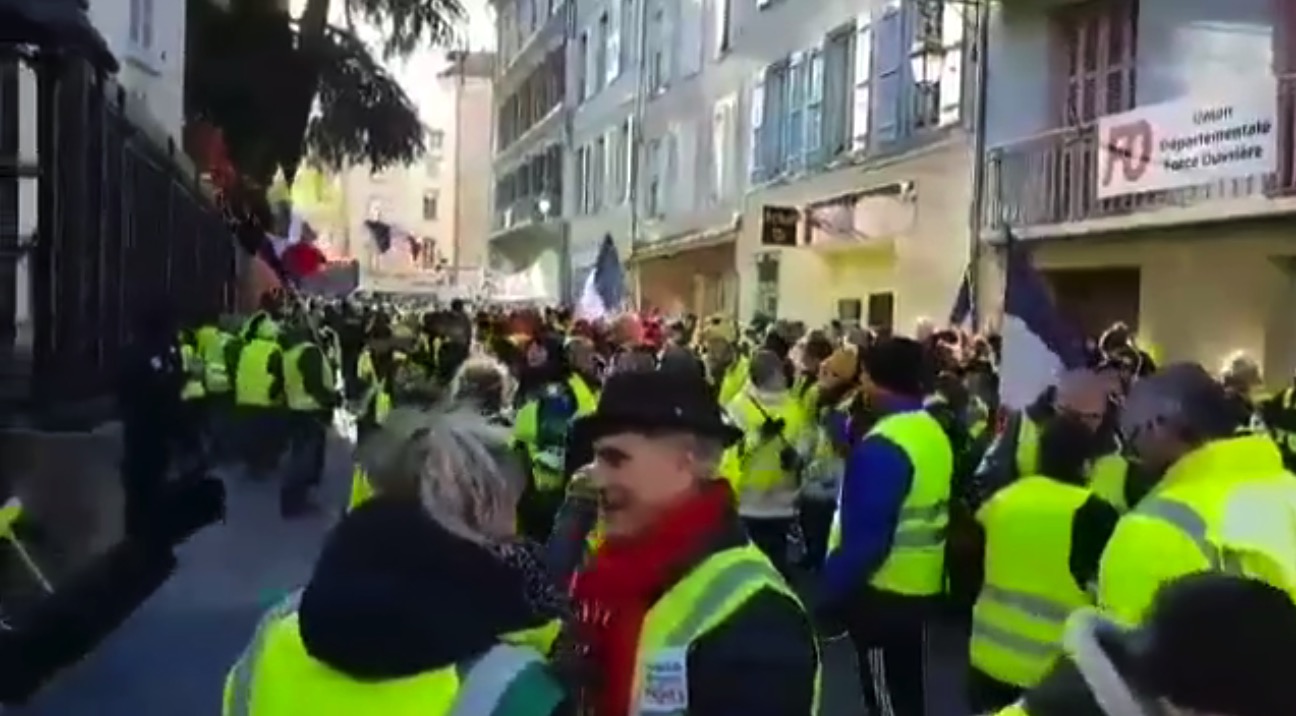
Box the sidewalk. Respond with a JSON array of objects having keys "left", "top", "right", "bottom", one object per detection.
[{"left": 11, "top": 432, "right": 355, "bottom": 716}]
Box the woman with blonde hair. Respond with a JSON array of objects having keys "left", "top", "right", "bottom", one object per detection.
[{"left": 222, "top": 406, "right": 569, "bottom": 716}]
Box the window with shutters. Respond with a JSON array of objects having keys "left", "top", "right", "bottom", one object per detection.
[
  {"left": 783, "top": 54, "right": 805, "bottom": 172},
  {"left": 592, "top": 136, "right": 607, "bottom": 211},
  {"left": 606, "top": 1, "right": 622, "bottom": 82},
  {"left": 823, "top": 26, "right": 853, "bottom": 159},
  {"left": 1054, "top": 0, "right": 1137, "bottom": 126},
  {"left": 852, "top": 14, "right": 873, "bottom": 151},
  {"left": 805, "top": 47, "right": 825, "bottom": 167},
  {"left": 712, "top": 95, "right": 737, "bottom": 201},
  {"left": 607, "top": 127, "right": 624, "bottom": 205},
  {"left": 871, "top": 2, "right": 904, "bottom": 145}
]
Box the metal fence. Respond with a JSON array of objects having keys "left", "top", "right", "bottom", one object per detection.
[{"left": 0, "top": 53, "right": 235, "bottom": 421}]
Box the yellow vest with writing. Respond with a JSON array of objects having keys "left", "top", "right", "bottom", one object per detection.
[
  {"left": 1098, "top": 435, "right": 1296, "bottom": 625},
  {"left": 971, "top": 476, "right": 1093, "bottom": 688},
  {"left": 236, "top": 339, "right": 280, "bottom": 407},
  {"left": 623, "top": 544, "right": 821, "bottom": 714},
  {"left": 829, "top": 410, "right": 953, "bottom": 596}
]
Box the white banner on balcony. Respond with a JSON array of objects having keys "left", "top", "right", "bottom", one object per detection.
[{"left": 1096, "top": 82, "right": 1278, "bottom": 199}]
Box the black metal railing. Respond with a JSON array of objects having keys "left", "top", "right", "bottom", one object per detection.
[{"left": 0, "top": 52, "right": 235, "bottom": 422}]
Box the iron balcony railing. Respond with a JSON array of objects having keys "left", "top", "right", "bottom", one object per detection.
[{"left": 982, "top": 75, "right": 1296, "bottom": 233}]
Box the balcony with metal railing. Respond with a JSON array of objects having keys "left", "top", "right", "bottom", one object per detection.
[{"left": 981, "top": 76, "right": 1296, "bottom": 237}]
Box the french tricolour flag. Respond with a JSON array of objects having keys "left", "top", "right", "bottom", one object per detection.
[
  {"left": 999, "top": 238, "right": 1086, "bottom": 409},
  {"left": 576, "top": 234, "right": 626, "bottom": 320}
]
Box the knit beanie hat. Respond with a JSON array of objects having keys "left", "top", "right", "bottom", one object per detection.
[{"left": 861, "top": 337, "right": 929, "bottom": 397}]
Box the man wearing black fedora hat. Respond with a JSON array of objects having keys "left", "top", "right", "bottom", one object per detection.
[{"left": 559, "top": 368, "right": 820, "bottom": 716}]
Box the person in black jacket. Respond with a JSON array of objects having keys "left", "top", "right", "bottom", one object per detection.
[
  {"left": 1010, "top": 573, "right": 1296, "bottom": 716},
  {"left": 555, "top": 369, "right": 819, "bottom": 716},
  {"left": 118, "top": 304, "right": 187, "bottom": 540}
]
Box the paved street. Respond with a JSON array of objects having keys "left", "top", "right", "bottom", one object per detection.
[{"left": 10, "top": 434, "right": 966, "bottom": 716}]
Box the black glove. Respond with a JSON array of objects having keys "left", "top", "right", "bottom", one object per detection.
[{"left": 759, "top": 417, "right": 786, "bottom": 441}]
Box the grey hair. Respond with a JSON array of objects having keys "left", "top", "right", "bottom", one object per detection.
[
  {"left": 661, "top": 433, "right": 727, "bottom": 480},
  {"left": 448, "top": 354, "right": 517, "bottom": 407},
  {"left": 749, "top": 349, "right": 787, "bottom": 390},
  {"left": 356, "top": 405, "right": 523, "bottom": 544}
]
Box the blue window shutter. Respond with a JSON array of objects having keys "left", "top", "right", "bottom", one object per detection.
[
  {"left": 871, "top": 5, "right": 903, "bottom": 143},
  {"left": 749, "top": 67, "right": 766, "bottom": 182}
]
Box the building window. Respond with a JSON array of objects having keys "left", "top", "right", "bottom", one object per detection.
[
  {"left": 427, "top": 129, "right": 445, "bottom": 151},
  {"left": 592, "top": 135, "right": 607, "bottom": 210},
  {"left": 422, "top": 191, "right": 439, "bottom": 221},
  {"left": 1055, "top": 0, "right": 1138, "bottom": 126},
  {"left": 577, "top": 31, "right": 590, "bottom": 101},
  {"left": 648, "top": 3, "right": 667, "bottom": 92},
  {"left": 910, "top": 2, "right": 943, "bottom": 129},
  {"left": 596, "top": 12, "right": 610, "bottom": 91},
  {"left": 783, "top": 54, "right": 806, "bottom": 171},
  {"left": 129, "top": 0, "right": 156, "bottom": 64},
  {"left": 714, "top": 0, "right": 732, "bottom": 57},
  {"left": 645, "top": 137, "right": 664, "bottom": 217}
]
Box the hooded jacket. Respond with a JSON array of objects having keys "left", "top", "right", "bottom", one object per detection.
[{"left": 288, "top": 498, "right": 567, "bottom": 712}]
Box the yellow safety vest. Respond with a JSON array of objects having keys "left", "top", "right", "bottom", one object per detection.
[
  {"left": 180, "top": 342, "right": 207, "bottom": 401},
  {"left": 236, "top": 339, "right": 280, "bottom": 407},
  {"left": 283, "top": 342, "right": 335, "bottom": 412},
  {"left": 567, "top": 374, "right": 598, "bottom": 415},
  {"left": 204, "top": 331, "right": 234, "bottom": 394},
  {"left": 1098, "top": 434, "right": 1296, "bottom": 625},
  {"left": 971, "top": 476, "right": 1093, "bottom": 688},
  {"left": 348, "top": 386, "right": 392, "bottom": 512},
  {"left": 731, "top": 393, "right": 806, "bottom": 494},
  {"left": 222, "top": 593, "right": 559, "bottom": 716},
  {"left": 1087, "top": 453, "right": 1131, "bottom": 512},
  {"left": 621, "top": 544, "right": 821, "bottom": 714},
  {"left": 1014, "top": 414, "right": 1041, "bottom": 478},
  {"left": 829, "top": 410, "right": 953, "bottom": 596},
  {"left": 715, "top": 357, "right": 749, "bottom": 407}
]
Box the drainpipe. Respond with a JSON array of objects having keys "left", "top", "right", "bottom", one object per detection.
[
  {"left": 560, "top": 1, "right": 577, "bottom": 301},
  {"left": 965, "top": 0, "right": 992, "bottom": 329}
]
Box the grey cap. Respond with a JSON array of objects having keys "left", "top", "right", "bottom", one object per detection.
[{"left": 1121, "top": 362, "right": 1235, "bottom": 442}]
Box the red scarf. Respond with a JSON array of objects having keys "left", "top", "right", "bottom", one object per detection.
[{"left": 570, "top": 481, "right": 733, "bottom": 716}]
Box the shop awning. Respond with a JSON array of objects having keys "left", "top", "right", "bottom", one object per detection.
[
  {"left": 629, "top": 214, "right": 741, "bottom": 263},
  {"left": 804, "top": 183, "right": 914, "bottom": 253}
]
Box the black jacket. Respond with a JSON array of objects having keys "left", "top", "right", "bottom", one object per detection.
[
  {"left": 298, "top": 498, "right": 567, "bottom": 681},
  {"left": 553, "top": 495, "right": 820, "bottom": 716}
]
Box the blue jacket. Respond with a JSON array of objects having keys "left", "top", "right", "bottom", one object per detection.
[{"left": 819, "top": 396, "right": 924, "bottom": 606}]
